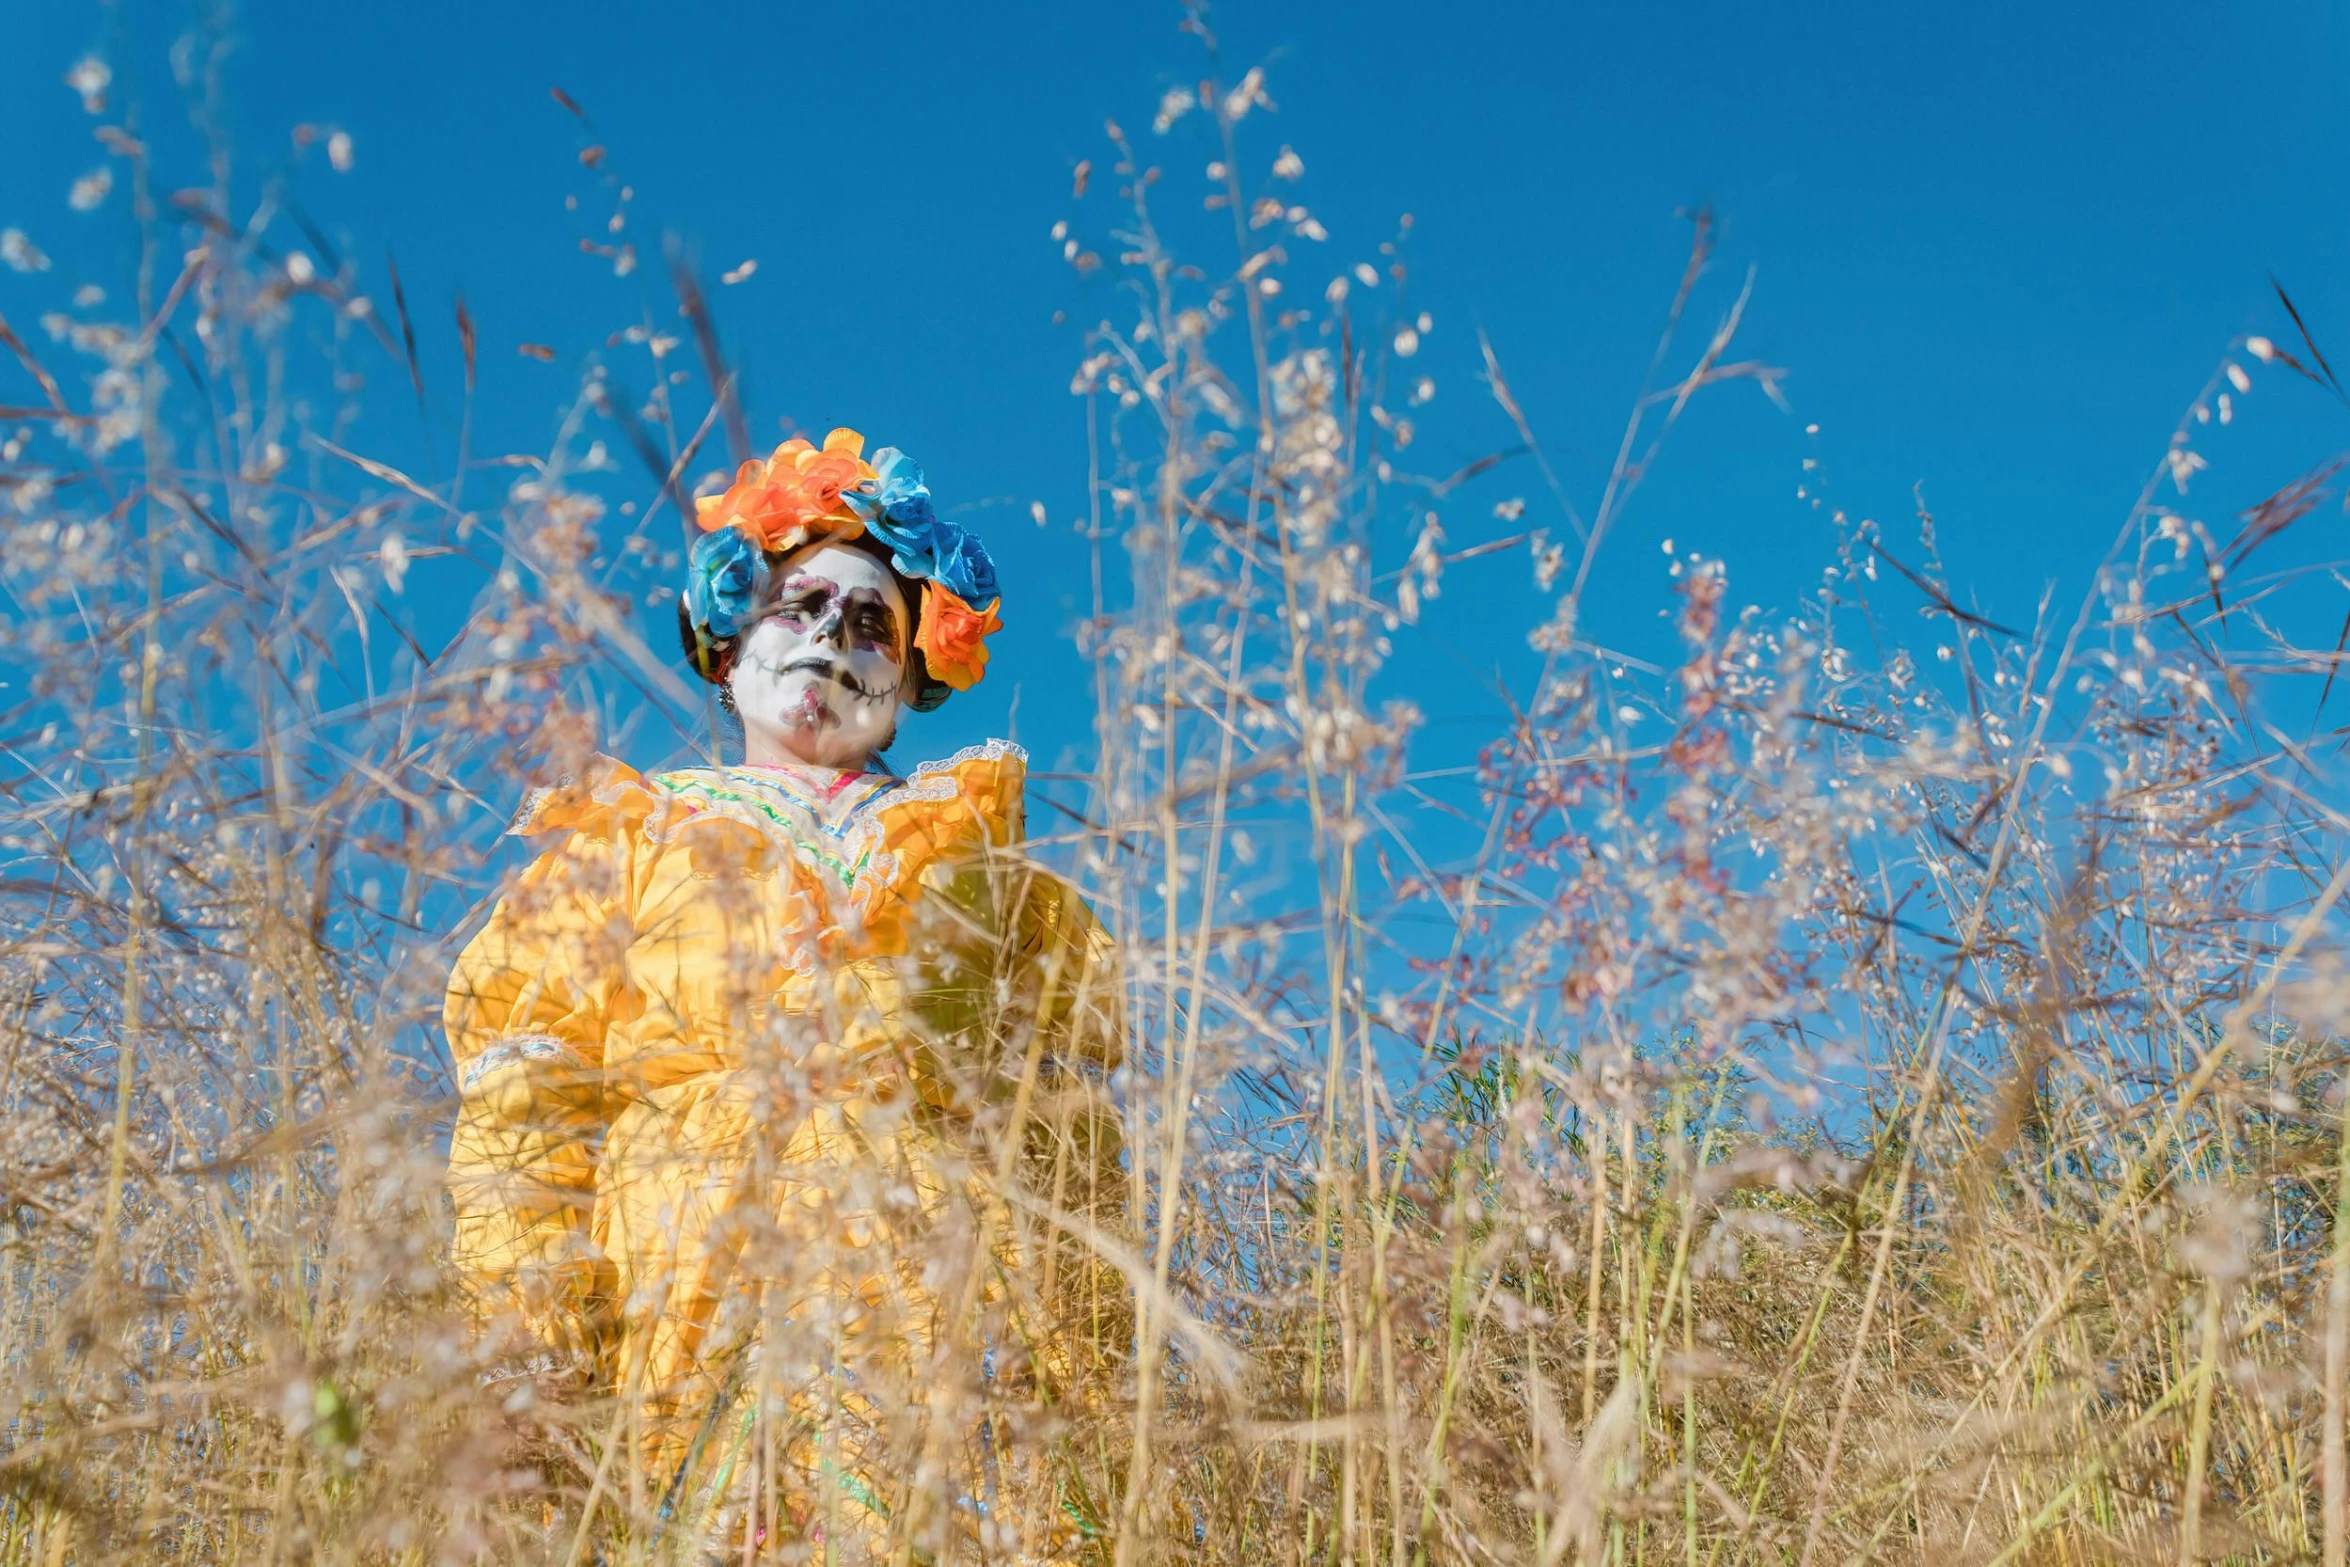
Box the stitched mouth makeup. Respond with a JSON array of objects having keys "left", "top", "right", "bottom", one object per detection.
[{"left": 743, "top": 651, "right": 898, "bottom": 703}]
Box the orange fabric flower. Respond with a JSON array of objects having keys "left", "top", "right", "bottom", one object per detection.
[
  {"left": 914, "top": 583, "right": 1002, "bottom": 692},
  {"left": 782, "top": 428, "right": 872, "bottom": 520},
  {"left": 693, "top": 428, "right": 877, "bottom": 553}
]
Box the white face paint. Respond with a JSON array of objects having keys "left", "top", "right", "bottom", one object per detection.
[{"left": 725, "top": 541, "right": 910, "bottom": 770}]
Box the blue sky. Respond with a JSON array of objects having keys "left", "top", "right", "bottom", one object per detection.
[{"left": 6, "top": 0, "right": 2348, "bottom": 783}]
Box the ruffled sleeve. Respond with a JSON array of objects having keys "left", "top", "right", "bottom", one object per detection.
[
  {"left": 1014, "top": 870, "right": 1125, "bottom": 1247},
  {"left": 894, "top": 834, "right": 1128, "bottom": 1330},
  {"left": 443, "top": 757, "right": 654, "bottom": 1353},
  {"left": 853, "top": 741, "right": 1026, "bottom": 955},
  {"left": 1012, "top": 869, "right": 1122, "bottom": 1074},
  {"left": 883, "top": 748, "right": 1125, "bottom": 1201}
]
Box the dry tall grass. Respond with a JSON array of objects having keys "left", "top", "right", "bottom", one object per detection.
[{"left": 5, "top": 17, "right": 2350, "bottom": 1565}]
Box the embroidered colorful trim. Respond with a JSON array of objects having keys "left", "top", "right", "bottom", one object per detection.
[
  {"left": 653, "top": 772, "right": 895, "bottom": 888},
  {"left": 732, "top": 761, "right": 894, "bottom": 809},
  {"left": 637, "top": 740, "right": 1026, "bottom": 896}
]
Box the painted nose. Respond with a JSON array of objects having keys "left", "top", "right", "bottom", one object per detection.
[{"left": 809, "top": 603, "right": 847, "bottom": 646}]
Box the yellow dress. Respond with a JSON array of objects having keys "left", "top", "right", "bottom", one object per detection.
[{"left": 443, "top": 740, "right": 1121, "bottom": 1547}]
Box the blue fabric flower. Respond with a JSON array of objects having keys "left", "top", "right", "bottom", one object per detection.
[
  {"left": 930, "top": 522, "right": 999, "bottom": 606},
  {"left": 836, "top": 445, "right": 1000, "bottom": 608},
  {"left": 871, "top": 447, "right": 932, "bottom": 524},
  {"left": 854, "top": 447, "right": 948, "bottom": 579},
  {"left": 685, "top": 522, "right": 769, "bottom": 639},
  {"left": 862, "top": 508, "right": 942, "bottom": 580}
]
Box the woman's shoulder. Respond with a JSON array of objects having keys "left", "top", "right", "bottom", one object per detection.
[
  {"left": 876, "top": 738, "right": 1029, "bottom": 846},
  {"left": 508, "top": 754, "right": 663, "bottom": 839},
  {"left": 507, "top": 757, "right": 766, "bottom": 852}
]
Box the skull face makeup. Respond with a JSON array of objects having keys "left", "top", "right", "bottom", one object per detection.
[{"left": 725, "top": 541, "right": 910, "bottom": 771}]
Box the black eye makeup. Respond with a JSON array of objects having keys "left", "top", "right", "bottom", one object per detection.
[
  {"left": 849, "top": 600, "right": 900, "bottom": 649},
  {"left": 761, "top": 573, "right": 904, "bottom": 656},
  {"left": 766, "top": 575, "right": 834, "bottom": 624}
]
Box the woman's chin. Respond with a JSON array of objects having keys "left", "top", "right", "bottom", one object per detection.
[{"left": 734, "top": 681, "right": 894, "bottom": 768}]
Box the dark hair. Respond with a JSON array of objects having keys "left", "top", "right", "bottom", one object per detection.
[{"left": 676, "top": 532, "right": 953, "bottom": 712}]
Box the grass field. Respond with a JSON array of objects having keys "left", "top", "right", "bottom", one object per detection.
[{"left": 5, "top": 23, "right": 2350, "bottom": 1565}]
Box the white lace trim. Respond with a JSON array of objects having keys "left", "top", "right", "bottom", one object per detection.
[
  {"left": 505, "top": 783, "right": 557, "bottom": 838},
  {"left": 896, "top": 737, "right": 1028, "bottom": 806},
  {"left": 477, "top": 1348, "right": 588, "bottom": 1386},
  {"left": 460, "top": 1032, "right": 586, "bottom": 1092}
]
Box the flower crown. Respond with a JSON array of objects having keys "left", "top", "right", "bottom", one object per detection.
[{"left": 681, "top": 428, "right": 1003, "bottom": 707}]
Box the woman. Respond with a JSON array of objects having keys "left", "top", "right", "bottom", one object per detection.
[{"left": 444, "top": 430, "right": 1122, "bottom": 1558}]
